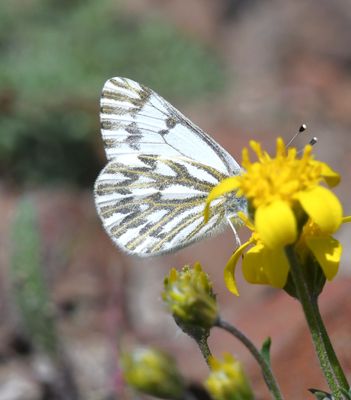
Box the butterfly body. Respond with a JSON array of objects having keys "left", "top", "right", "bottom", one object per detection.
[{"left": 94, "top": 77, "right": 245, "bottom": 256}]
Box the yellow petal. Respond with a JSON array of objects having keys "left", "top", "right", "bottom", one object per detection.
[
  {"left": 297, "top": 186, "right": 342, "bottom": 234},
  {"left": 317, "top": 161, "right": 340, "bottom": 187},
  {"left": 242, "top": 244, "right": 289, "bottom": 288},
  {"left": 242, "top": 243, "right": 270, "bottom": 285},
  {"left": 342, "top": 216, "right": 351, "bottom": 223},
  {"left": 255, "top": 201, "right": 297, "bottom": 248},
  {"left": 306, "top": 236, "right": 342, "bottom": 280},
  {"left": 264, "top": 247, "right": 290, "bottom": 288},
  {"left": 204, "top": 177, "right": 240, "bottom": 222},
  {"left": 224, "top": 240, "right": 252, "bottom": 296}
]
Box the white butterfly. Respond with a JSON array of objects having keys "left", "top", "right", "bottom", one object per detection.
[{"left": 94, "top": 77, "right": 246, "bottom": 256}]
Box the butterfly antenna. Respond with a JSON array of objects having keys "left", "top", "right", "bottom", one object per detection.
[
  {"left": 286, "top": 124, "right": 307, "bottom": 147},
  {"left": 309, "top": 136, "right": 318, "bottom": 146},
  {"left": 297, "top": 136, "right": 318, "bottom": 155}
]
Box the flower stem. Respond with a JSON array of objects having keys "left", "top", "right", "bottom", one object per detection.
[
  {"left": 285, "top": 245, "right": 349, "bottom": 399},
  {"left": 216, "top": 317, "right": 284, "bottom": 400},
  {"left": 311, "top": 297, "right": 349, "bottom": 390},
  {"left": 196, "top": 334, "right": 212, "bottom": 366}
]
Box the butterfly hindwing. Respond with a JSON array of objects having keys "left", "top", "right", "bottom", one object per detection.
[{"left": 94, "top": 154, "right": 229, "bottom": 256}]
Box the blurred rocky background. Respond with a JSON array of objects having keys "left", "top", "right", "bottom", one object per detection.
[{"left": 0, "top": 0, "right": 351, "bottom": 399}]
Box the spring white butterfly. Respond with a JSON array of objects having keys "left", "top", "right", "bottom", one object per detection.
[{"left": 94, "top": 77, "right": 246, "bottom": 256}]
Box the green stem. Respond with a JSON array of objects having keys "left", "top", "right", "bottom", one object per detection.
[
  {"left": 311, "top": 298, "right": 349, "bottom": 390},
  {"left": 216, "top": 317, "right": 284, "bottom": 400},
  {"left": 197, "top": 334, "right": 212, "bottom": 366},
  {"left": 285, "top": 245, "right": 349, "bottom": 399}
]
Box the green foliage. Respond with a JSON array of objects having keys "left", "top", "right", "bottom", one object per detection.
[
  {"left": 0, "top": 0, "right": 225, "bottom": 186},
  {"left": 10, "top": 198, "right": 59, "bottom": 356}
]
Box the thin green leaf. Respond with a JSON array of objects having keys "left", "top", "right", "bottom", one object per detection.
[{"left": 309, "top": 388, "right": 333, "bottom": 399}]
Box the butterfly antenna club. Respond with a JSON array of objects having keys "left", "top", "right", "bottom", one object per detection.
[{"left": 286, "top": 123, "right": 307, "bottom": 147}]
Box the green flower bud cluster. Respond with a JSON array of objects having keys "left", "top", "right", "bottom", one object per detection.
[
  {"left": 162, "top": 263, "right": 218, "bottom": 332},
  {"left": 205, "top": 354, "right": 254, "bottom": 400},
  {"left": 121, "top": 347, "right": 185, "bottom": 399}
]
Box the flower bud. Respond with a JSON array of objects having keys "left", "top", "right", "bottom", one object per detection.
[
  {"left": 205, "top": 354, "right": 254, "bottom": 400},
  {"left": 121, "top": 347, "right": 185, "bottom": 399},
  {"left": 162, "top": 263, "right": 218, "bottom": 334}
]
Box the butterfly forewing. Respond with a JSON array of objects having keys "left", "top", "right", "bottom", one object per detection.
[
  {"left": 100, "top": 77, "right": 241, "bottom": 174},
  {"left": 95, "top": 77, "right": 244, "bottom": 256}
]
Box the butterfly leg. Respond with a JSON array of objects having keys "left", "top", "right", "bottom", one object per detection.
[{"left": 226, "top": 215, "right": 241, "bottom": 247}]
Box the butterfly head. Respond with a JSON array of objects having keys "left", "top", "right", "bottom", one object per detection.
[{"left": 224, "top": 193, "right": 248, "bottom": 225}]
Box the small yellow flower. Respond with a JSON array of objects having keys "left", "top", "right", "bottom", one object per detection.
[
  {"left": 205, "top": 138, "right": 342, "bottom": 249},
  {"left": 205, "top": 353, "right": 254, "bottom": 400},
  {"left": 204, "top": 138, "right": 347, "bottom": 295},
  {"left": 121, "top": 347, "right": 185, "bottom": 399}
]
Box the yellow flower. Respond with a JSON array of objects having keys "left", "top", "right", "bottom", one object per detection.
[
  {"left": 205, "top": 138, "right": 342, "bottom": 249},
  {"left": 204, "top": 138, "right": 348, "bottom": 295},
  {"left": 205, "top": 353, "right": 254, "bottom": 400}
]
